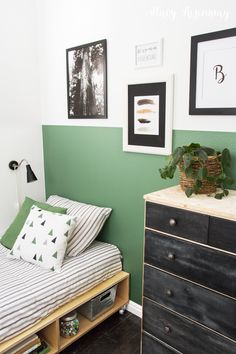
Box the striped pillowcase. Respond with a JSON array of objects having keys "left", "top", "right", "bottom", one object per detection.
[{"left": 46, "top": 195, "right": 112, "bottom": 256}]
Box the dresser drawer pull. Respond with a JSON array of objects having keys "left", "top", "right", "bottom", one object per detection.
[
  {"left": 164, "top": 326, "right": 171, "bottom": 334},
  {"left": 167, "top": 252, "right": 175, "bottom": 260},
  {"left": 166, "top": 289, "right": 173, "bottom": 297},
  {"left": 169, "top": 218, "right": 176, "bottom": 227}
]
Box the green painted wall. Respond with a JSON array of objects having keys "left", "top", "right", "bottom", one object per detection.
[{"left": 43, "top": 126, "right": 236, "bottom": 304}]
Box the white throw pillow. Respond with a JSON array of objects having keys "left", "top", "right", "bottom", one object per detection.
[
  {"left": 46, "top": 195, "right": 112, "bottom": 256},
  {"left": 8, "top": 205, "right": 77, "bottom": 272}
]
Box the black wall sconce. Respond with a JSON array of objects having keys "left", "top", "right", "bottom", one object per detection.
[{"left": 9, "top": 159, "right": 38, "bottom": 183}]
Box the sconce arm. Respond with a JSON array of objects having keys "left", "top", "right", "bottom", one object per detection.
[{"left": 9, "top": 159, "right": 29, "bottom": 170}]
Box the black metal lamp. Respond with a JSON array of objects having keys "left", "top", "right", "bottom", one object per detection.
[{"left": 9, "top": 159, "right": 38, "bottom": 183}]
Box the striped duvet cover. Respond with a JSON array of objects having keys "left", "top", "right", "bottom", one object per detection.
[{"left": 0, "top": 241, "right": 122, "bottom": 342}]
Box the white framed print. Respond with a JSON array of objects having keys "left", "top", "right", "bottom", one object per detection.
[
  {"left": 189, "top": 27, "right": 236, "bottom": 115},
  {"left": 123, "top": 74, "right": 173, "bottom": 155},
  {"left": 135, "top": 40, "right": 163, "bottom": 68}
]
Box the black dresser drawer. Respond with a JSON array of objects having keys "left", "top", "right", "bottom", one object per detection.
[
  {"left": 209, "top": 216, "right": 236, "bottom": 253},
  {"left": 145, "top": 230, "right": 236, "bottom": 298},
  {"left": 146, "top": 202, "right": 209, "bottom": 243},
  {"left": 144, "top": 265, "right": 236, "bottom": 340},
  {"left": 143, "top": 298, "right": 236, "bottom": 354},
  {"left": 142, "top": 332, "right": 180, "bottom": 354}
]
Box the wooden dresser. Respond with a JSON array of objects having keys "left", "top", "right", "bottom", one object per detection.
[{"left": 142, "top": 186, "right": 236, "bottom": 354}]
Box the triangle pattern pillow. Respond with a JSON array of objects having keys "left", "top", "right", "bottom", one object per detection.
[{"left": 8, "top": 205, "right": 77, "bottom": 272}]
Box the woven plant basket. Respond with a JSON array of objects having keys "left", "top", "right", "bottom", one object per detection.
[{"left": 179, "top": 155, "right": 222, "bottom": 194}]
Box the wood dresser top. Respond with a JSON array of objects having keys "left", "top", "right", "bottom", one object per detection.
[{"left": 144, "top": 185, "right": 236, "bottom": 221}]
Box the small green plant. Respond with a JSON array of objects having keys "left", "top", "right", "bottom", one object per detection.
[{"left": 159, "top": 143, "right": 233, "bottom": 199}]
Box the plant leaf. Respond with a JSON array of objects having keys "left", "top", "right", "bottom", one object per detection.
[
  {"left": 198, "top": 166, "right": 208, "bottom": 180},
  {"left": 223, "top": 189, "right": 229, "bottom": 196},
  {"left": 195, "top": 149, "right": 208, "bottom": 162},
  {"left": 192, "top": 179, "right": 202, "bottom": 193},
  {"left": 159, "top": 167, "right": 168, "bottom": 179},
  {"left": 215, "top": 193, "right": 224, "bottom": 199},
  {"left": 159, "top": 165, "right": 176, "bottom": 179},
  {"left": 185, "top": 166, "right": 193, "bottom": 177},
  {"left": 183, "top": 153, "right": 192, "bottom": 169},
  {"left": 200, "top": 147, "right": 216, "bottom": 156},
  {"left": 185, "top": 187, "right": 193, "bottom": 197},
  {"left": 221, "top": 148, "right": 231, "bottom": 169},
  {"left": 224, "top": 176, "right": 234, "bottom": 185},
  {"left": 188, "top": 143, "right": 201, "bottom": 150},
  {"left": 172, "top": 147, "right": 185, "bottom": 165},
  {"left": 168, "top": 165, "right": 177, "bottom": 179},
  {"left": 206, "top": 176, "right": 215, "bottom": 182}
]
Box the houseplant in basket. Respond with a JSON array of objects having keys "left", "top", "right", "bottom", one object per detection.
[{"left": 159, "top": 143, "right": 233, "bottom": 199}]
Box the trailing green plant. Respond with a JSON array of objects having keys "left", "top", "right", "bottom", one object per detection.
[{"left": 159, "top": 143, "right": 233, "bottom": 199}]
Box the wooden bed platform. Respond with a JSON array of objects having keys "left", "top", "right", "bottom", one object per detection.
[{"left": 0, "top": 271, "right": 129, "bottom": 354}]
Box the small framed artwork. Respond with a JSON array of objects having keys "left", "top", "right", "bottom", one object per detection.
[
  {"left": 66, "top": 39, "right": 107, "bottom": 119},
  {"left": 189, "top": 27, "right": 236, "bottom": 115},
  {"left": 123, "top": 75, "right": 173, "bottom": 155},
  {"left": 135, "top": 40, "right": 163, "bottom": 68}
]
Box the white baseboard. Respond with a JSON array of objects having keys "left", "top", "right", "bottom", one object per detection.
[{"left": 127, "top": 300, "right": 142, "bottom": 318}]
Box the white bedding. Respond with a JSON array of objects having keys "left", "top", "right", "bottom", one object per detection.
[{"left": 0, "top": 241, "right": 122, "bottom": 342}]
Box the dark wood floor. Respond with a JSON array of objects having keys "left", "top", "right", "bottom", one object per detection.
[{"left": 61, "top": 311, "right": 141, "bottom": 354}]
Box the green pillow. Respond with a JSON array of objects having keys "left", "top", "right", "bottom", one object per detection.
[{"left": 1, "top": 197, "right": 67, "bottom": 249}]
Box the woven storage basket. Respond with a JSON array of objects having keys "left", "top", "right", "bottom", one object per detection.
[{"left": 179, "top": 155, "right": 221, "bottom": 194}]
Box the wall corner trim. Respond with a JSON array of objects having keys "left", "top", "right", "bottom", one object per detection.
[{"left": 127, "top": 300, "right": 142, "bottom": 318}]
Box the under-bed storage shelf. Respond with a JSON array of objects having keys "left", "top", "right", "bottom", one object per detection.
[
  {"left": 59, "top": 276, "right": 129, "bottom": 351},
  {"left": 0, "top": 271, "right": 129, "bottom": 354},
  {"left": 60, "top": 295, "right": 127, "bottom": 350}
]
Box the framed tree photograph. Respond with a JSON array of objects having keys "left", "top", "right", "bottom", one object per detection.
[
  {"left": 123, "top": 75, "right": 173, "bottom": 155},
  {"left": 66, "top": 39, "right": 107, "bottom": 119},
  {"left": 189, "top": 27, "right": 236, "bottom": 115}
]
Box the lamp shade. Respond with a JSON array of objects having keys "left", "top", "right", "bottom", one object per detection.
[{"left": 26, "top": 164, "right": 38, "bottom": 183}]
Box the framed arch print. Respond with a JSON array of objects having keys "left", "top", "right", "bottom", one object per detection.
[
  {"left": 123, "top": 75, "right": 173, "bottom": 155},
  {"left": 189, "top": 27, "right": 236, "bottom": 115}
]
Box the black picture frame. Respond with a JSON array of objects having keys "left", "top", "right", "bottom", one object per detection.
[
  {"left": 123, "top": 77, "right": 173, "bottom": 155},
  {"left": 128, "top": 82, "right": 166, "bottom": 147},
  {"left": 66, "top": 39, "right": 107, "bottom": 119},
  {"left": 189, "top": 27, "right": 236, "bottom": 115}
]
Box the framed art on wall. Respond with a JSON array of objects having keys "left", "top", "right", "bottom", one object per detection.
[
  {"left": 66, "top": 39, "right": 107, "bottom": 119},
  {"left": 189, "top": 27, "right": 236, "bottom": 115},
  {"left": 135, "top": 40, "right": 163, "bottom": 68},
  {"left": 123, "top": 75, "right": 173, "bottom": 155}
]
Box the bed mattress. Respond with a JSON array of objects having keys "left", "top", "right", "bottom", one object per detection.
[{"left": 0, "top": 241, "right": 122, "bottom": 342}]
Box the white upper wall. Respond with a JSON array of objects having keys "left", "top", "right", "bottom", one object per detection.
[
  {"left": 0, "top": 0, "right": 45, "bottom": 233},
  {"left": 37, "top": 0, "right": 236, "bottom": 132}
]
